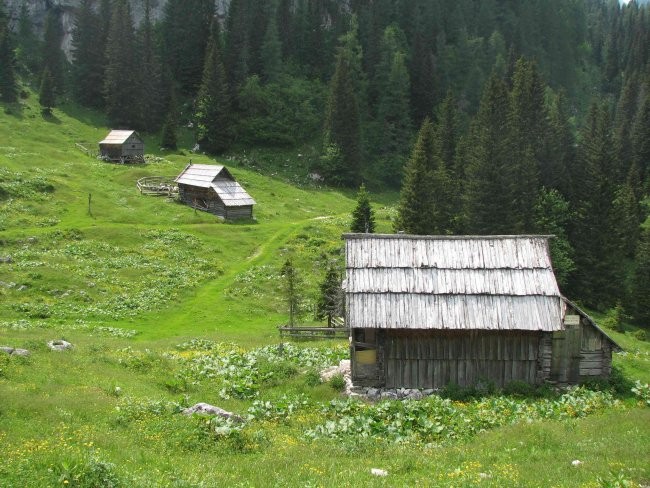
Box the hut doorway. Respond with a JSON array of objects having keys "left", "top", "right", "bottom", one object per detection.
[{"left": 550, "top": 323, "right": 582, "bottom": 384}]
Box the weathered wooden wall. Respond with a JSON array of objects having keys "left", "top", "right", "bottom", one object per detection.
[
  {"left": 352, "top": 329, "right": 543, "bottom": 389},
  {"left": 178, "top": 185, "right": 252, "bottom": 219}
]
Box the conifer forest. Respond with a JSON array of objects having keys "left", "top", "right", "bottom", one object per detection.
[{"left": 1, "top": 0, "right": 649, "bottom": 320}]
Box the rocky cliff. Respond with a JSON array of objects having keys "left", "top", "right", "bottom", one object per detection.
[{"left": 4, "top": 0, "right": 230, "bottom": 58}]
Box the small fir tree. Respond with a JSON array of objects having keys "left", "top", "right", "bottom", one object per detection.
[
  {"left": 42, "top": 10, "right": 65, "bottom": 95},
  {"left": 281, "top": 258, "right": 301, "bottom": 327},
  {"left": 38, "top": 68, "right": 56, "bottom": 115},
  {"left": 261, "top": 4, "right": 283, "bottom": 83},
  {"left": 350, "top": 183, "right": 375, "bottom": 233},
  {"left": 316, "top": 262, "right": 343, "bottom": 327}
]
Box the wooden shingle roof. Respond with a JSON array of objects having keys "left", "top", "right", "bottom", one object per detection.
[
  {"left": 343, "top": 234, "right": 565, "bottom": 332},
  {"left": 99, "top": 130, "right": 139, "bottom": 145},
  {"left": 175, "top": 163, "right": 255, "bottom": 207}
]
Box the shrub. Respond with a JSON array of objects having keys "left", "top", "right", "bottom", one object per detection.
[
  {"left": 602, "top": 303, "right": 625, "bottom": 332},
  {"left": 632, "top": 329, "right": 647, "bottom": 342},
  {"left": 304, "top": 369, "right": 321, "bottom": 387},
  {"left": 631, "top": 380, "right": 650, "bottom": 407},
  {"left": 55, "top": 456, "right": 122, "bottom": 487},
  {"left": 329, "top": 373, "right": 346, "bottom": 392},
  {"left": 503, "top": 380, "right": 536, "bottom": 397}
]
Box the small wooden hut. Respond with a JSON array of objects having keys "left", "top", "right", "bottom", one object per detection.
[
  {"left": 174, "top": 163, "right": 255, "bottom": 220},
  {"left": 99, "top": 130, "right": 144, "bottom": 163},
  {"left": 344, "top": 234, "right": 620, "bottom": 389}
]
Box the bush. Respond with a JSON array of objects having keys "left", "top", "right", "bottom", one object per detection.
[
  {"left": 503, "top": 380, "right": 536, "bottom": 397},
  {"left": 632, "top": 329, "right": 647, "bottom": 342},
  {"left": 304, "top": 369, "right": 321, "bottom": 387},
  {"left": 55, "top": 456, "right": 122, "bottom": 487},
  {"left": 602, "top": 303, "right": 626, "bottom": 332},
  {"left": 329, "top": 373, "right": 346, "bottom": 392}
]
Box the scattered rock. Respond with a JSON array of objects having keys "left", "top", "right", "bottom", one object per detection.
[
  {"left": 182, "top": 403, "right": 244, "bottom": 423},
  {"left": 380, "top": 390, "right": 398, "bottom": 400},
  {"left": 371, "top": 468, "right": 388, "bottom": 477},
  {"left": 48, "top": 340, "right": 73, "bottom": 351},
  {"left": 17, "top": 285, "right": 28, "bottom": 291},
  {"left": 0, "top": 346, "right": 30, "bottom": 356},
  {"left": 0, "top": 256, "right": 11, "bottom": 263},
  {"left": 571, "top": 460, "right": 583, "bottom": 467},
  {"left": 320, "top": 360, "right": 353, "bottom": 394}
]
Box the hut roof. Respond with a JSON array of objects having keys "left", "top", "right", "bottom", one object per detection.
[
  {"left": 99, "top": 130, "right": 139, "bottom": 145},
  {"left": 175, "top": 163, "right": 255, "bottom": 207},
  {"left": 343, "top": 234, "right": 565, "bottom": 332}
]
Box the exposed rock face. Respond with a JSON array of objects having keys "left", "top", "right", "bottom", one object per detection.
[
  {"left": 1, "top": 346, "right": 30, "bottom": 356},
  {"left": 182, "top": 403, "right": 244, "bottom": 422},
  {"left": 47, "top": 339, "right": 73, "bottom": 351},
  {"left": 4, "top": 0, "right": 230, "bottom": 59}
]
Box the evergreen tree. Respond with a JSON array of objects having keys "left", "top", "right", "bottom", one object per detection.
[
  {"left": 195, "top": 20, "right": 232, "bottom": 154},
  {"left": 162, "top": 0, "right": 213, "bottom": 95},
  {"left": 281, "top": 258, "right": 302, "bottom": 327},
  {"left": 350, "top": 183, "right": 375, "bottom": 233},
  {"left": 507, "top": 58, "right": 544, "bottom": 232},
  {"left": 464, "top": 73, "right": 513, "bottom": 234},
  {"left": 38, "top": 67, "right": 55, "bottom": 115},
  {"left": 409, "top": 8, "right": 438, "bottom": 124},
  {"left": 321, "top": 33, "right": 363, "bottom": 187},
  {"left": 631, "top": 95, "right": 650, "bottom": 184},
  {"left": 546, "top": 92, "right": 575, "bottom": 199},
  {"left": 631, "top": 229, "right": 650, "bottom": 327},
  {"left": 104, "top": 0, "right": 141, "bottom": 129},
  {"left": 15, "top": 2, "right": 40, "bottom": 75},
  {"left": 261, "top": 3, "right": 283, "bottom": 83},
  {"left": 138, "top": 0, "right": 164, "bottom": 130},
  {"left": 42, "top": 9, "right": 65, "bottom": 95},
  {"left": 569, "top": 103, "right": 623, "bottom": 309},
  {"left": 316, "top": 262, "right": 343, "bottom": 327},
  {"left": 0, "top": 12, "right": 18, "bottom": 103},
  {"left": 160, "top": 86, "right": 178, "bottom": 150},
  {"left": 533, "top": 188, "right": 575, "bottom": 289},
  {"left": 373, "top": 50, "right": 412, "bottom": 185},
  {"left": 394, "top": 118, "right": 437, "bottom": 235},
  {"left": 612, "top": 182, "right": 641, "bottom": 259},
  {"left": 71, "top": 0, "right": 104, "bottom": 108},
  {"left": 435, "top": 91, "right": 460, "bottom": 173},
  {"left": 225, "top": 0, "right": 251, "bottom": 91}
]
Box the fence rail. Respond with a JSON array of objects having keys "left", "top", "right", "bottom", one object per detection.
[{"left": 278, "top": 325, "right": 349, "bottom": 339}]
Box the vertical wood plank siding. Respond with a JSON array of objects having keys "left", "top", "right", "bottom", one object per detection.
[{"left": 382, "top": 330, "right": 541, "bottom": 389}]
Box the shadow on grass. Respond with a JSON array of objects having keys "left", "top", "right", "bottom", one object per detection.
[{"left": 41, "top": 110, "right": 61, "bottom": 124}]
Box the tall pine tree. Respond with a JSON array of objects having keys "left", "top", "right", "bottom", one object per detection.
[
  {"left": 195, "top": 20, "right": 232, "bottom": 154},
  {"left": 104, "top": 0, "right": 141, "bottom": 129},
  {"left": 321, "top": 28, "right": 363, "bottom": 187},
  {"left": 0, "top": 2, "right": 18, "bottom": 103},
  {"left": 42, "top": 9, "right": 65, "bottom": 95},
  {"left": 71, "top": 0, "right": 104, "bottom": 108}
]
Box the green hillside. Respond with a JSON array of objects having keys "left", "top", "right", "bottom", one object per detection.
[{"left": 1, "top": 99, "right": 650, "bottom": 487}]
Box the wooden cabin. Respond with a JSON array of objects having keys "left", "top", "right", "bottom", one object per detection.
[
  {"left": 99, "top": 130, "right": 144, "bottom": 163},
  {"left": 174, "top": 163, "right": 255, "bottom": 220},
  {"left": 343, "top": 234, "right": 620, "bottom": 389}
]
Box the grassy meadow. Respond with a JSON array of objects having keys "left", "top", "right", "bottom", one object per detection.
[{"left": 1, "top": 95, "right": 649, "bottom": 487}]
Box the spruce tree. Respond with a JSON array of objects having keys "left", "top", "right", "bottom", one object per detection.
[
  {"left": 138, "top": 0, "right": 164, "bottom": 130},
  {"left": 631, "top": 95, "right": 650, "bottom": 185},
  {"left": 195, "top": 20, "right": 232, "bottom": 154},
  {"left": 507, "top": 58, "right": 544, "bottom": 233},
  {"left": 38, "top": 68, "right": 55, "bottom": 115},
  {"left": 569, "top": 103, "right": 623, "bottom": 309},
  {"left": 15, "top": 2, "right": 40, "bottom": 75},
  {"left": 533, "top": 188, "right": 575, "bottom": 289},
  {"left": 281, "top": 258, "right": 301, "bottom": 327},
  {"left": 0, "top": 17, "right": 18, "bottom": 103},
  {"left": 316, "top": 262, "right": 343, "bottom": 327},
  {"left": 374, "top": 50, "right": 412, "bottom": 185},
  {"left": 225, "top": 0, "right": 251, "bottom": 91},
  {"left": 71, "top": 0, "right": 104, "bottom": 108},
  {"left": 350, "top": 183, "right": 375, "bottom": 233},
  {"left": 261, "top": 3, "right": 283, "bottom": 83},
  {"left": 631, "top": 229, "right": 650, "bottom": 327},
  {"left": 547, "top": 92, "right": 575, "bottom": 199},
  {"left": 322, "top": 34, "right": 362, "bottom": 187},
  {"left": 160, "top": 86, "right": 178, "bottom": 150},
  {"left": 104, "top": 0, "right": 141, "bottom": 129},
  {"left": 394, "top": 118, "right": 438, "bottom": 235},
  {"left": 464, "top": 73, "right": 513, "bottom": 234},
  {"left": 42, "top": 10, "right": 65, "bottom": 95},
  {"left": 162, "top": 0, "right": 213, "bottom": 96}
]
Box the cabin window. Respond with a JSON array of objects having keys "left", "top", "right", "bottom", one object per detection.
[{"left": 131, "top": 144, "right": 136, "bottom": 148}]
